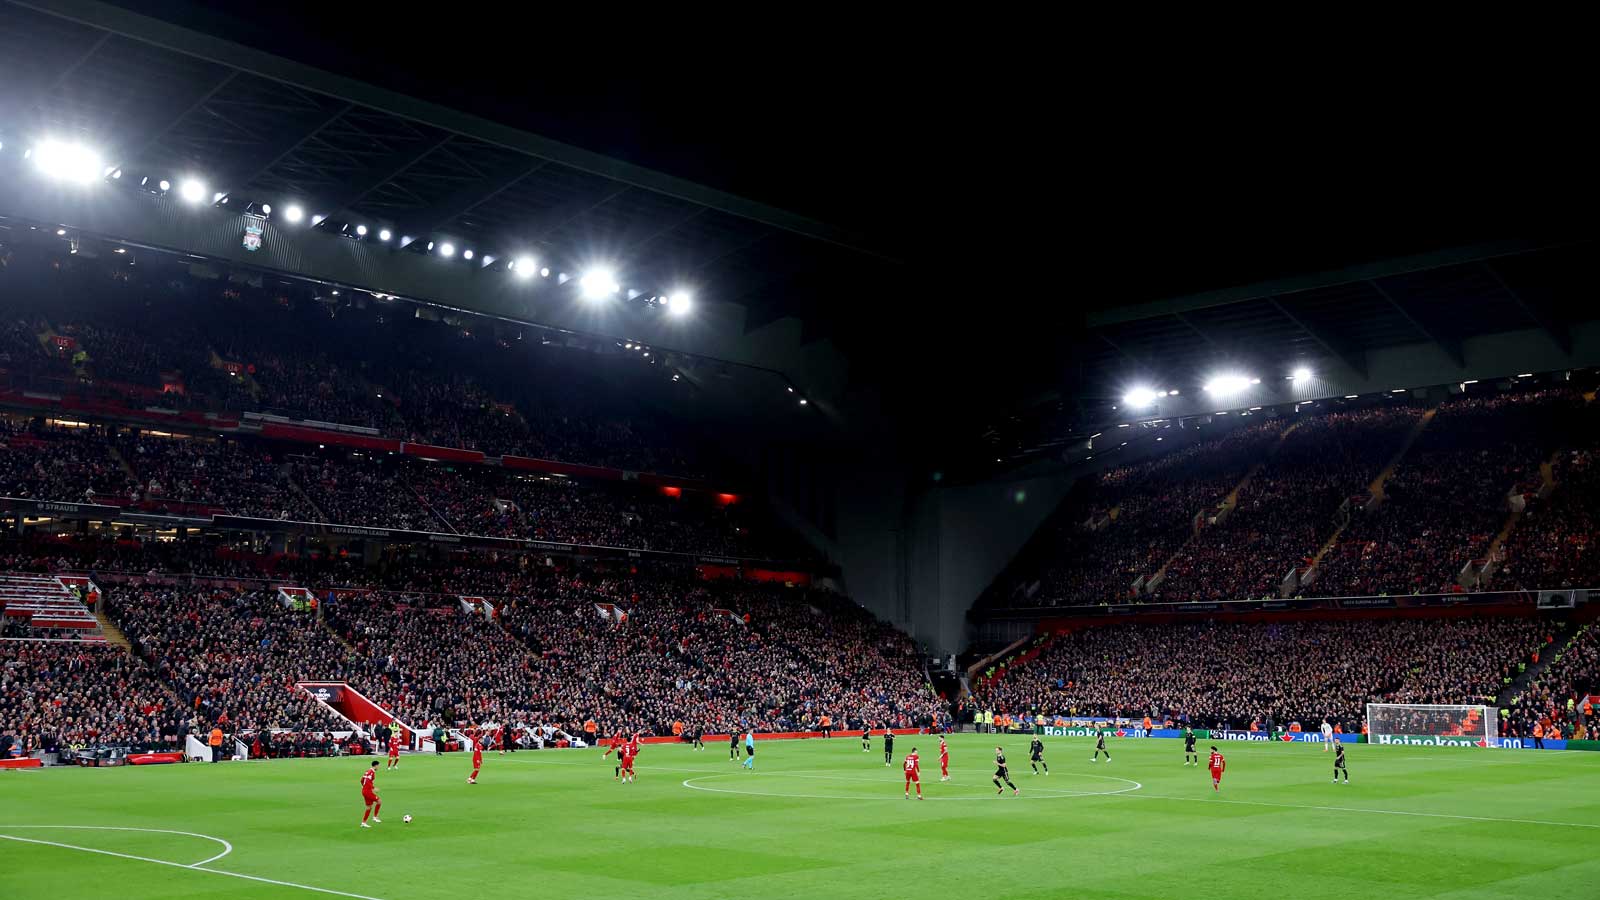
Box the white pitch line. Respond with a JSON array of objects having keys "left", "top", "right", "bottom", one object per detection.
[
  {"left": 0, "top": 834, "right": 384, "bottom": 899},
  {"left": 680, "top": 772, "right": 1143, "bottom": 802},
  {"left": 1111, "top": 792, "right": 1600, "bottom": 830},
  {"left": 0, "top": 825, "right": 232, "bottom": 866}
]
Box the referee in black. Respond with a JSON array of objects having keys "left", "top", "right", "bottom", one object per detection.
[
  {"left": 1333, "top": 742, "right": 1350, "bottom": 784},
  {"left": 883, "top": 729, "right": 895, "bottom": 766}
]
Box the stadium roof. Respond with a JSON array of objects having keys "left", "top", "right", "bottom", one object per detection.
[
  {"left": 0, "top": 0, "right": 899, "bottom": 337},
  {"left": 3, "top": 7, "right": 1595, "bottom": 471}
]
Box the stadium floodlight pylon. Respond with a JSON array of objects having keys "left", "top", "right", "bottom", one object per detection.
[{"left": 1365, "top": 703, "right": 1500, "bottom": 747}]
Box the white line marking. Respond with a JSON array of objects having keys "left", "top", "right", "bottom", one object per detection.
[
  {"left": 0, "top": 834, "right": 384, "bottom": 899},
  {"left": 1112, "top": 792, "right": 1600, "bottom": 830},
  {"left": 0, "top": 825, "right": 232, "bottom": 866},
  {"left": 679, "top": 771, "right": 1142, "bottom": 802}
]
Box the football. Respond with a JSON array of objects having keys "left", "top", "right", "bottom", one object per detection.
[{"left": 402, "top": 815, "right": 413, "bottom": 824}]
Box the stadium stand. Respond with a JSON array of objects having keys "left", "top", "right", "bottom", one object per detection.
[
  {"left": 0, "top": 258, "right": 710, "bottom": 478},
  {"left": 971, "top": 616, "right": 1548, "bottom": 731},
  {"left": 0, "top": 640, "right": 183, "bottom": 753}
]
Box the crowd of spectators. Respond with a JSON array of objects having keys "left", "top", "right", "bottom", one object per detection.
[
  {"left": 971, "top": 615, "right": 1546, "bottom": 731},
  {"left": 2, "top": 250, "right": 712, "bottom": 478},
  {"left": 1313, "top": 390, "right": 1583, "bottom": 597},
  {"left": 1524, "top": 623, "right": 1599, "bottom": 735},
  {"left": 1155, "top": 405, "right": 1424, "bottom": 602},
  {"left": 290, "top": 456, "right": 449, "bottom": 532},
  {"left": 1500, "top": 444, "right": 1600, "bottom": 591},
  {"left": 986, "top": 419, "right": 1286, "bottom": 608},
  {"left": 105, "top": 585, "right": 359, "bottom": 734},
  {"left": 413, "top": 465, "right": 801, "bottom": 557},
  {"left": 119, "top": 433, "right": 316, "bottom": 518},
  {"left": 494, "top": 570, "right": 941, "bottom": 737},
  {"left": 0, "top": 420, "right": 131, "bottom": 503},
  {"left": 0, "top": 640, "right": 184, "bottom": 752}
]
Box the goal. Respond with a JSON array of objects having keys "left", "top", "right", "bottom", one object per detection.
[{"left": 1365, "top": 703, "right": 1499, "bottom": 747}]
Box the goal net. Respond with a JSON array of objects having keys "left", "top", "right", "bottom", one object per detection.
[{"left": 1365, "top": 703, "right": 1499, "bottom": 747}]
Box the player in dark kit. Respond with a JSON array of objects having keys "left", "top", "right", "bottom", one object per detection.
[
  {"left": 992, "top": 746, "right": 1019, "bottom": 795},
  {"left": 1333, "top": 743, "right": 1350, "bottom": 784},
  {"left": 862, "top": 727, "right": 871, "bottom": 752},
  {"left": 884, "top": 729, "right": 895, "bottom": 766},
  {"left": 1183, "top": 726, "right": 1198, "bottom": 766},
  {"left": 730, "top": 729, "right": 740, "bottom": 762},
  {"left": 692, "top": 725, "right": 704, "bottom": 750},
  {"left": 1091, "top": 727, "right": 1111, "bottom": 763},
  {"left": 1028, "top": 737, "right": 1049, "bottom": 775}
]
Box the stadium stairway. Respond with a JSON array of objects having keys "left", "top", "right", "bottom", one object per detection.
[
  {"left": 94, "top": 610, "right": 133, "bottom": 650},
  {"left": 1368, "top": 406, "right": 1437, "bottom": 507},
  {"left": 1298, "top": 408, "right": 1436, "bottom": 587},
  {"left": 1497, "top": 618, "right": 1582, "bottom": 708},
  {"left": 403, "top": 478, "right": 461, "bottom": 534},
  {"left": 106, "top": 442, "right": 140, "bottom": 484},
  {"left": 1147, "top": 422, "right": 1301, "bottom": 591},
  {"left": 289, "top": 478, "right": 330, "bottom": 522}
]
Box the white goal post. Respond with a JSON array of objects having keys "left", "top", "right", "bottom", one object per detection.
[{"left": 1365, "top": 703, "right": 1499, "bottom": 746}]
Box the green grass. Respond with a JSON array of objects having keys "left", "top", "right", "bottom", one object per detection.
[{"left": 3, "top": 735, "right": 1598, "bottom": 899}]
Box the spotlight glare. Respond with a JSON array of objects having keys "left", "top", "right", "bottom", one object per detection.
[
  {"left": 260, "top": 203, "right": 271, "bottom": 215},
  {"left": 513, "top": 256, "right": 536, "bottom": 280},
  {"left": 1292, "top": 366, "right": 1312, "bottom": 381},
  {"left": 177, "top": 179, "right": 207, "bottom": 204},
  {"left": 667, "top": 292, "right": 692, "bottom": 316},
  {"left": 31, "top": 140, "right": 105, "bottom": 184},
  {"left": 158, "top": 179, "right": 172, "bottom": 193},
  {"left": 311, "top": 214, "right": 325, "bottom": 226},
  {"left": 1203, "top": 373, "right": 1253, "bottom": 396},
  {"left": 1122, "top": 387, "right": 1159, "bottom": 408},
  {"left": 540, "top": 267, "right": 550, "bottom": 277},
  {"left": 355, "top": 224, "right": 368, "bottom": 237},
  {"left": 378, "top": 229, "right": 392, "bottom": 241},
  {"left": 580, "top": 268, "right": 620, "bottom": 299},
  {"left": 283, "top": 204, "right": 305, "bottom": 224},
  {"left": 462, "top": 249, "right": 474, "bottom": 261},
  {"left": 438, "top": 242, "right": 455, "bottom": 258}
]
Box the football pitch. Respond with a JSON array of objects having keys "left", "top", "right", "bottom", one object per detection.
[{"left": 3, "top": 734, "right": 1598, "bottom": 899}]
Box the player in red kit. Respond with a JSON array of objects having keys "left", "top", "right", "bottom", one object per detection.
[
  {"left": 604, "top": 733, "right": 626, "bottom": 780},
  {"left": 386, "top": 733, "right": 401, "bottom": 770},
  {"left": 620, "top": 742, "right": 637, "bottom": 783},
  {"left": 468, "top": 739, "right": 484, "bottom": 784},
  {"left": 359, "top": 760, "right": 382, "bottom": 827},
  {"left": 903, "top": 748, "right": 923, "bottom": 799},
  {"left": 1207, "top": 745, "right": 1226, "bottom": 791},
  {"left": 938, "top": 735, "right": 949, "bottom": 781}
]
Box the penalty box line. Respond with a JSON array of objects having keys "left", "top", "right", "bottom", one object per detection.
[{"left": 0, "top": 833, "right": 385, "bottom": 900}]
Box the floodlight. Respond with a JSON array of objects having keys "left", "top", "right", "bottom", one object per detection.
[
  {"left": 462, "top": 249, "right": 474, "bottom": 260},
  {"left": 1203, "top": 373, "right": 1253, "bottom": 396},
  {"left": 378, "top": 229, "right": 392, "bottom": 241},
  {"left": 178, "top": 179, "right": 207, "bottom": 204},
  {"left": 260, "top": 204, "right": 272, "bottom": 215},
  {"left": 284, "top": 204, "right": 305, "bottom": 224},
  {"left": 158, "top": 179, "right": 172, "bottom": 192},
  {"left": 667, "top": 293, "right": 692, "bottom": 316},
  {"left": 1122, "top": 387, "right": 1159, "bottom": 408},
  {"left": 355, "top": 224, "right": 368, "bottom": 237},
  {"left": 438, "top": 242, "right": 456, "bottom": 258},
  {"left": 580, "top": 268, "right": 620, "bottom": 299},
  {"left": 514, "top": 257, "right": 536, "bottom": 280},
  {"left": 1292, "top": 366, "right": 1312, "bottom": 381},
  {"left": 31, "top": 140, "right": 104, "bottom": 184}
]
